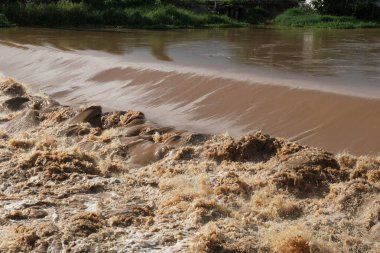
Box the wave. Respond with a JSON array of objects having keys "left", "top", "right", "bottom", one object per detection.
[{"left": 0, "top": 79, "right": 378, "bottom": 252}]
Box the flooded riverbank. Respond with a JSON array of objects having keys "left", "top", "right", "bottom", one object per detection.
[{"left": 1, "top": 27, "right": 380, "bottom": 155}]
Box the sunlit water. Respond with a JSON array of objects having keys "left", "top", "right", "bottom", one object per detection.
[{"left": 1, "top": 27, "right": 380, "bottom": 154}]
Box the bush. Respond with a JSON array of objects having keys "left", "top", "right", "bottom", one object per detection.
[
  {"left": 246, "top": 7, "right": 270, "bottom": 24},
  {"left": 2, "top": 0, "right": 102, "bottom": 26},
  {"left": 0, "top": 13, "right": 11, "bottom": 27},
  {"left": 275, "top": 7, "right": 379, "bottom": 28},
  {"left": 0, "top": 1, "right": 241, "bottom": 28},
  {"left": 312, "top": 0, "right": 380, "bottom": 20},
  {"left": 127, "top": 5, "right": 239, "bottom": 28},
  {"left": 237, "top": 0, "right": 299, "bottom": 24}
]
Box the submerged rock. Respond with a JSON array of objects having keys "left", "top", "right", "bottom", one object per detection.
[
  {"left": 68, "top": 105, "right": 102, "bottom": 127},
  {"left": 3, "top": 96, "right": 30, "bottom": 111}
]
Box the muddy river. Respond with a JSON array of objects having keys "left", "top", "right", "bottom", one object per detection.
[{"left": 1, "top": 27, "right": 380, "bottom": 155}]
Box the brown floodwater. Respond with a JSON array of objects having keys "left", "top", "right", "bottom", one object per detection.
[{"left": 0, "top": 27, "right": 380, "bottom": 155}]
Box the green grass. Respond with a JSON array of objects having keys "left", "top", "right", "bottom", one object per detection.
[
  {"left": 0, "top": 13, "right": 11, "bottom": 27},
  {"left": 275, "top": 8, "right": 380, "bottom": 29},
  {"left": 1, "top": 1, "right": 243, "bottom": 29}
]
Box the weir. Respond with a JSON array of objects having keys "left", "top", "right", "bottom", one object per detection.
[{"left": 1, "top": 27, "right": 380, "bottom": 155}]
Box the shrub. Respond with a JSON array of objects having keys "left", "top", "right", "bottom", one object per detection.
[
  {"left": 246, "top": 7, "right": 271, "bottom": 24},
  {"left": 0, "top": 13, "right": 11, "bottom": 27},
  {"left": 2, "top": 0, "right": 102, "bottom": 26},
  {"left": 0, "top": 0, "right": 242, "bottom": 28},
  {"left": 312, "top": 0, "right": 380, "bottom": 20},
  {"left": 275, "top": 7, "right": 379, "bottom": 28}
]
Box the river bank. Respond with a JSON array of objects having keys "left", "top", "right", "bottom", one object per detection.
[
  {"left": 0, "top": 1, "right": 242, "bottom": 29},
  {"left": 275, "top": 8, "right": 380, "bottom": 29},
  {"left": 0, "top": 79, "right": 379, "bottom": 252},
  {"left": 0, "top": 13, "right": 11, "bottom": 27},
  {"left": 1, "top": 1, "right": 379, "bottom": 30}
]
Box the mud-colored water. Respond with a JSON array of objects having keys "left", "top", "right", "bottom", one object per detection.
[
  {"left": 0, "top": 80, "right": 379, "bottom": 252},
  {"left": 0, "top": 27, "right": 380, "bottom": 155}
]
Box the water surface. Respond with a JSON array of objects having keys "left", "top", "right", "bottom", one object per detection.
[{"left": 1, "top": 27, "right": 380, "bottom": 154}]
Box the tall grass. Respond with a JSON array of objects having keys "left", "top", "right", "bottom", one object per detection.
[
  {"left": 1, "top": 0, "right": 242, "bottom": 28},
  {"left": 275, "top": 8, "right": 380, "bottom": 29}
]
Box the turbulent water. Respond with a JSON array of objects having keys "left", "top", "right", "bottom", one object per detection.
[
  {"left": 1, "top": 27, "right": 380, "bottom": 155},
  {"left": 0, "top": 79, "right": 378, "bottom": 252}
]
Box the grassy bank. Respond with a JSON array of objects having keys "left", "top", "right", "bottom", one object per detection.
[
  {"left": 0, "top": 13, "right": 11, "bottom": 27},
  {"left": 275, "top": 8, "right": 380, "bottom": 29},
  {"left": 1, "top": 1, "right": 243, "bottom": 29}
]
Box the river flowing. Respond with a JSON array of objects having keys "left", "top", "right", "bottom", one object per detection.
[{"left": 1, "top": 27, "right": 380, "bottom": 155}]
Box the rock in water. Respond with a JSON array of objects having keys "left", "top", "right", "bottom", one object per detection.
[{"left": 68, "top": 105, "right": 102, "bottom": 127}]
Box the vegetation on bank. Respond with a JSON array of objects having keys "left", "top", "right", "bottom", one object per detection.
[
  {"left": 0, "top": 0, "right": 303, "bottom": 28},
  {"left": 206, "top": 0, "right": 299, "bottom": 24},
  {"left": 0, "top": 13, "right": 11, "bottom": 27},
  {"left": 1, "top": 0, "right": 380, "bottom": 29},
  {"left": 275, "top": 8, "right": 380, "bottom": 29},
  {"left": 311, "top": 0, "right": 380, "bottom": 20},
  {"left": 0, "top": 0, "right": 242, "bottom": 28}
]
